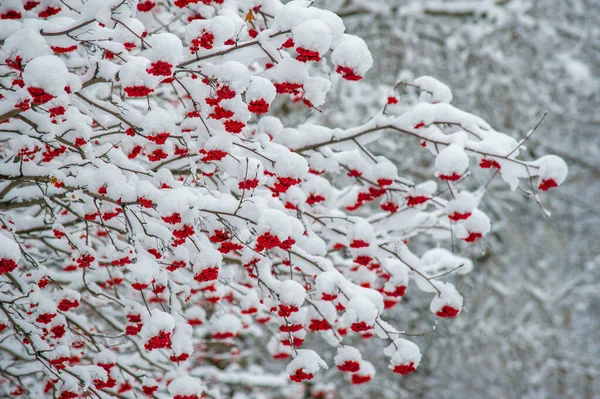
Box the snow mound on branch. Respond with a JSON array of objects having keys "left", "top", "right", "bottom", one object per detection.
[
  {"left": 532, "top": 155, "right": 568, "bottom": 187},
  {"left": 141, "top": 309, "right": 174, "bottom": 339},
  {"left": 146, "top": 32, "right": 183, "bottom": 64},
  {"left": 0, "top": 29, "right": 49, "bottom": 63},
  {"left": 277, "top": 279, "right": 306, "bottom": 307},
  {"left": 0, "top": 232, "right": 20, "bottom": 261},
  {"left": 119, "top": 57, "right": 159, "bottom": 91},
  {"left": 384, "top": 338, "right": 422, "bottom": 370},
  {"left": 414, "top": 76, "right": 453, "bottom": 104},
  {"left": 246, "top": 76, "right": 276, "bottom": 103},
  {"left": 434, "top": 143, "right": 469, "bottom": 179},
  {"left": 168, "top": 376, "right": 204, "bottom": 396},
  {"left": 23, "top": 55, "right": 70, "bottom": 95},
  {"left": 331, "top": 35, "right": 373, "bottom": 78},
  {"left": 286, "top": 349, "right": 328, "bottom": 375},
  {"left": 429, "top": 281, "right": 464, "bottom": 317},
  {"left": 345, "top": 297, "right": 378, "bottom": 326},
  {"left": 292, "top": 19, "right": 332, "bottom": 56}
]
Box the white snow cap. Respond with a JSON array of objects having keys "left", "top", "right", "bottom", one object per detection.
[
  {"left": 1, "top": 29, "right": 49, "bottom": 64},
  {"left": 142, "top": 108, "right": 176, "bottom": 134},
  {"left": 435, "top": 143, "right": 469, "bottom": 179},
  {"left": 23, "top": 55, "right": 69, "bottom": 95},
  {"left": 146, "top": 32, "right": 183, "bottom": 64},
  {"left": 315, "top": 270, "right": 340, "bottom": 297},
  {"left": 286, "top": 349, "right": 328, "bottom": 374},
  {"left": 354, "top": 360, "right": 376, "bottom": 378},
  {"left": 421, "top": 248, "right": 473, "bottom": 276},
  {"left": 0, "top": 232, "right": 21, "bottom": 262},
  {"left": 185, "top": 16, "right": 235, "bottom": 48},
  {"left": 303, "top": 76, "right": 332, "bottom": 107},
  {"left": 414, "top": 76, "right": 453, "bottom": 104},
  {"left": 334, "top": 346, "right": 362, "bottom": 367},
  {"left": 94, "top": 348, "right": 116, "bottom": 365},
  {"left": 171, "top": 323, "right": 193, "bottom": 357},
  {"left": 141, "top": 309, "right": 174, "bottom": 339},
  {"left": 210, "top": 313, "right": 242, "bottom": 336},
  {"left": 273, "top": 150, "right": 309, "bottom": 179},
  {"left": 277, "top": 279, "right": 306, "bottom": 307},
  {"left": 384, "top": 338, "right": 422, "bottom": 369},
  {"left": 119, "top": 57, "right": 159, "bottom": 90},
  {"left": 455, "top": 209, "right": 491, "bottom": 241},
  {"left": 331, "top": 34, "right": 373, "bottom": 78},
  {"left": 292, "top": 19, "right": 332, "bottom": 56},
  {"left": 349, "top": 219, "right": 375, "bottom": 246},
  {"left": 265, "top": 56, "right": 309, "bottom": 85},
  {"left": 246, "top": 76, "right": 276, "bottom": 103},
  {"left": 115, "top": 18, "right": 145, "bottom": 44},
  {"left": 445, "top": 191, "right": 477, "bottom": 219},
  {"left": 204, "top": 61, "right": 250, "bottom": 92},
  {"left": 346, "top": 297, "right": 378, "bottom": 325},
  {"left": 168, "top": 376, "right": 203, "bottom": 396},
  {"left": 429, "top": 281, "right": 464, "bottom": 317},
  {"left": 257, "top": 116, "right": 284, "bottom": 137},
  {"left": 533, "top": 155, "right": 568, "bottom": 187}
]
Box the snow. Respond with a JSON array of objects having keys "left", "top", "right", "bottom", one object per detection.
[
  {"left": 384, "top": 338, "right": 422, "bottom": 369},
  {"left": 185, "top": 16, "right": 235, "bottom": 50},
  {"left": 256, "top": 116, "right": 284, "bottom": 138},
  {"left": 434, "top": 143, "right": 469, "bottom": 179},
  {"left": 210, "top": 313, "right": 242, "bottom": 336},
  {"left": 532, "top": 155, "right": 568, "bottom": 186},
  {"left": 146, "top": 32, "right": 183, "bottom": 64},
  {"left": 264, "top": 57, "right": 309, "bottom": 85},
  {"left": 273, "top": 151, "right": 309, "bottom": 179},
  {"left": 119, "top": 57, "right": 159, "bottom": 91},
  {"left": 0, "top": 28, "right": 49, "bottom": 62},
  {"left": 445, "top": 191, "right": 477, "bottom": 219},
  {"left": 0, "top": 232, "right": 20, "bottom": 261},
  {"left": 286, "top": 349, "right": 328, "bottom": 374},
  {"left": 142, "top": 108, "right": 177, "bottom": 135},
  {"left": 334, "top": 346, "right": 362, "bottom": 366},
  {"left": 204, "top": 61, "right": 251, "bottom": 93},
  {"left": 128, "top": 253, "right": 160, "bottom": 285},
  {"left": 277, "top": 279, "right": 306, "bottom": 307},
  {"left": 23, "top": 55, "right": 70, "bottom": 95},
  {"left": 272, "top": 1, "right": 312, "bottom": 31},
  {"left": 348, "top": 219, "right": 375, "bottom": 247},
  {"left": 168, "top": 375, "right": 204, "bottom": 396},
  {"left": 414, "top": 75, "right": 453, "bottom": 104},
  {"left": 141, "top": 309, "right": 174, "bottom": 339},
  {"left": 303, "top": 76, "right": 332, "bottom": 107},
  {"left": 114, "top": 18, "right": 145, "bottom": 44},
  {"left": 421, "top": 248, "right": 473, "bottom": 275},
  {"left": 382, "top": 258, "right": 409, "bottom": 290},
  {"left": 0, "top": 1, "right": 575, "bottom": 396},
  {"left": 354, "top": 360, "right": 375, "bottom": 378},
  {"left": 345, "top": 297, "right": 378, "bottom": 326},
  {"left": 292, "top": 20, "right": 332, "bottom": 57},
  {"left": 246, "top": 76, "right": 276, "bottom": 103},
  {"left": 94, "top": 348, "right": 116, "bottom": 366},
  {"left": 331, "top": 35, "right": 373, "bottom": 77},
  {"left": 172, "top": 323, "right": 193, "bottom": 356},
  {"left": 55, "top": 288, "right": 80, "bottom": 303},
  {"left": 429, "top": 281, "right": 464, "bottom": 316},
  {"left": 455, "top": 209, "right": 491, "bottom": 240}
]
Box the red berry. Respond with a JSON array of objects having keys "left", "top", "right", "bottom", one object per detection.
[
  {"left": 393, "top": 361, "right": 416, "bottom": 375},
  {"left": 436, "top": 305, "right": 460, "bottom": 318}
]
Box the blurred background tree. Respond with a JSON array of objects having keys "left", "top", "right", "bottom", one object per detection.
[{"left": 281, "top": 0, "right": 600, "bottom": 397}]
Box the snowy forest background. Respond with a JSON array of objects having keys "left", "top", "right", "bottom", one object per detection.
[
  {"left": 0, "top": 0, "right": 600, "bottom": 399},
  {"left": 272, "top": 0, "right": 600, "bottom": 397}
]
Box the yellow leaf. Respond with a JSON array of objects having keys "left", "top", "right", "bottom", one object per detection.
[{"left": 245, "top": 10, "right": 255, "bottom": 23}]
